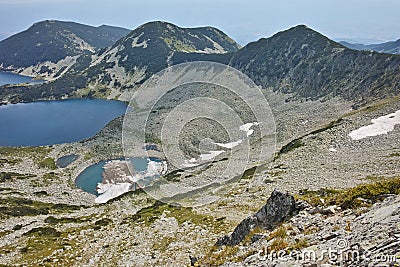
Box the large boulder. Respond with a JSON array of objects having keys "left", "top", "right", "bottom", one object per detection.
[{"left": 217, "top": 190, "right": 298, "bottom": 246}]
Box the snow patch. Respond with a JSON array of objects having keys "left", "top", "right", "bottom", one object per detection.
[
  {"left": 180, "top": 122, "right": 260, "bottom": 168},
  {"left": 182, "top": 158, "right": 199, "bottom": 168},
  {"left": 240, "top": 122, "right": 259, "bottom": 137},
  {"left": 349, "top": 110, "right": 400, "bottom": 140},
  {"left": 181, "top": 151, "right": 225, "bottom": 168},
  {"left": 215, "top": 140, "right": 242, "bottom": 149},
  {"left": 199, "top": 151, "right": 225, "bottom": 161},
  {"left": 146, "top": 159, "right": 168, "bottom": 177},
  {"left": 94, "top": 159, "right": 167, "bottom": 203},
  {"left": 329, "top": 146, "right": 337, "bottom": 152},
  {"left": 95, "top": 183, "right": 132, "bottom": 204},
  {"left": 182, "top": 162, "right": 199, "bottom": 168}
]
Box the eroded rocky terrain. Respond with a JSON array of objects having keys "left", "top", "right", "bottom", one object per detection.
[{"left": 0, "top": 88, "right": 399, "bottom": 266}]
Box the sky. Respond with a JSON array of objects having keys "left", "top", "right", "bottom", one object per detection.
[{"left": 0, "top": 0, "right": 399, "bottom": 45}]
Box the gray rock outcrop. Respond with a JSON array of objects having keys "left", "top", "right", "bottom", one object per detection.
[{"left": 216, "top": 190, "right": 299, "bottom": 246}]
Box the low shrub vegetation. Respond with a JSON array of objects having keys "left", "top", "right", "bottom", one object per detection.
[{"left": 296, "top": 177, "right": 400, "bottom": 209}]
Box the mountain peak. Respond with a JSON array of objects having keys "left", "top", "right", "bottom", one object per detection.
[
  {"left": 113, "top": 20, "right": 241, "bottom": 54},
  {"left": 230, "top": 23, "right": 400, "bottom": 102},
  {"left": 0, "top": 20, "right": 130, "bottom": 69},
  {"left": 278, "top": 24, "right": 326, "bottom": 38},
  {"left": 80, "top": 21, "right": 241, "bottom": 90},
  {"left": 30, "top": 20, "right": 76, "bottom": 29},
  {"left": 291, "top": 24, "right": 310, "bottom": 29},
  {"left": 138, "top": 20, "right": 176, "bottom": 29},
  {"left": 265, "top": 24, "right": 343, "bottom": 51},
  {"left": 136, "top": 21, "right": 230, "bottom": 36}
]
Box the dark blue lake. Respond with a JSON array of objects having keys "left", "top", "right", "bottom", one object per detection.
[
  {"left": 0, "top": 98, "right": 127, "bottom": 146},
  {"left": 75, "top": 158, "right": 157, "bottom": 195},
  {"left": 0, "top": 71, "right": 44, "bottom": 86}
]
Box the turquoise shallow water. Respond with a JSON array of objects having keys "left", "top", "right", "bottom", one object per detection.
[
  {"left": 0, "top": 98, "right": 127, "bottom": 146},
  {"left": 75, "top": 160, "right": 108, "bottom": 196},
  {"left": 75, "top": 158, "right": 159, "bottom": 196}
]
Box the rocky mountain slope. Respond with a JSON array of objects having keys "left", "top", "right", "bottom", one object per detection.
[
  {"left": 213, "top": 188, "right": 400, "bottom": 267},
  {"left": 80, "top": 21, "right": 241, "bottom": 92},
  {"left": 0, "top": 20, "right": 130, "bottom": 79},
  {"left": 340, "top": 39, "right": 400, "bottom": 54},
  {"left": 2, "top": 24, "right": 400, "bottom": 107},
  {"left": 0, "top": 21, "right": 241, "bottom": 102},
  {"left": 229, "top": 25, "right": 400, "bottom": 104},
  {"left": 0, "top": 67, "right": 400, "bottom": 266}
]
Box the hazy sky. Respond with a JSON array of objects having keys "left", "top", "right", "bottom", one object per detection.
[{"left": 0, "top": 0, "right": 399, "bottom": 45}]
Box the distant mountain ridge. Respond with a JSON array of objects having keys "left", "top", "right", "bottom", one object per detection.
[
  {"left": 1, "top": 22, "right": 400, "bottom": 107},
  {"left": 0, "top": 20, "right": 130, "bottom": 79},
  {"left": 340, "top": 39, "right": 400, "bottom": 55}
]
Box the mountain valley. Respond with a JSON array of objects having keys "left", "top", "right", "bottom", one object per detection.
[{"left": 0, "top": 20, "right": 399, "bottom": 266}]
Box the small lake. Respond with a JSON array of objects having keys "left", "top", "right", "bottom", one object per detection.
[
  {"left": 56, "top": 154, "right": 79, "bottom": 168},
  {"left": 0, "top": 98, "right": 127, "bottom": 146},
  {"left": 75, "top": 158, "right": 159, "bottom": 195},
  {"left": 0, "top": 71, "right": 44, "bottom": 86}
]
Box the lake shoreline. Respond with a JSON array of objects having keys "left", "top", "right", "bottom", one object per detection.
[
  {"left": 0, "top": 70, "right": 45, "bottom": 86},
  {"left": 0, "top": 98, "right": 127, "bottom": 147}
]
